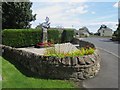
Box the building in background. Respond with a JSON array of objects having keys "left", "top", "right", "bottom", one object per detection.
[
  {"left": 98, "top": 25, "right": 113, "bottom": 36},
  {"left": 79, "top": 27, "right": 90, "bottom": 37}
]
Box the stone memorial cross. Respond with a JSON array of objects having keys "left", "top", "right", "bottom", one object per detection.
[{"left": 41, "top": 17, "right": 50, "bottom": 43}]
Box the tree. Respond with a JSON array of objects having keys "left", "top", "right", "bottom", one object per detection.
[
  {"left": 114, "top": 20, "right": 120, "bottom": 36},
  {"left": 2, "top": 1, "right": 36, "bottom": 29},
  {"left": 112, "top": 19, "right": 120, "bottom": 41}
]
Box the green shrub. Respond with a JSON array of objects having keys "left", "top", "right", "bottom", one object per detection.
[
  {"left": 2, "top": 29, "right": 42, "bottom": 47},
  {"left": 61, "top": 29, "right": 74, "bottom": 43},
  {"left": 47, "top": 28, "right": 60, "bottom": 43}
]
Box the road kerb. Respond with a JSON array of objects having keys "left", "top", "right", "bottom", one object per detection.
[{"left": 97, "top": 47, "right": 120, "bottom": 59}]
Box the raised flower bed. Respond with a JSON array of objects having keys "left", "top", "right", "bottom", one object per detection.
[{"left": 1, "top": 41, "right": 101, "bottom": 80}]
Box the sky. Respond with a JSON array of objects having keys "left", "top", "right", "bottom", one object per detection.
[{"left": 30, "top": 0, "right": 119, "bottom": 33}]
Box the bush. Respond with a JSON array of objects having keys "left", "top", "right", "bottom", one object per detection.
[
  {"left": 2, "top": 29, "right": 42, "bottom": 47},
  {"left": 61, "top": 29, "right": 74, "bottom": 43},
  {"left": 79, "top": 40, "right": 95, "bottom": 49},
  {"left": 70, "top": 38, "right": 80, "bottom": 44},
  {"left": 47, "top": 28, "right": 61, "bottom": 43},
  {"left": 112, "top": 24, "right": 120, "bottom": 41}
]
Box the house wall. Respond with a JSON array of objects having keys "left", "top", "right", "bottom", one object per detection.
[
  {"left": 79, "top": 31, "right": 90, "bottom": 37},
  {"left": 99, "top": 29, "right": 113, "bottom": 36}
]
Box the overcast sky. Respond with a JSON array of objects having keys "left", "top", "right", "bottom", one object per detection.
[{"left": 30, "top": 0, "right": 119, "bottom": 33}]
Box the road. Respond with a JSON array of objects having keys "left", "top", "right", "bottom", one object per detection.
[
  {"left": 82, "top": 37, "right": 119, "bottom": 56},
  {"left": 81, "top": 37, "right": 119, "bottom": 88}
]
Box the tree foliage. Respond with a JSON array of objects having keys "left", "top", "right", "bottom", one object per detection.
[
  {"left": 61, "top": 29, "right": 74, "bottom": 43},
  {"left": 113, "top": 19, "right": 120, "bottom": 37},
  {"left": 2, "top": 2, "right": 36, "bottom": 29}
]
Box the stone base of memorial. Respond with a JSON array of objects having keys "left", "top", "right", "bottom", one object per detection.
[{"left": 2, "top": 44, "right": 101, "bottom": 80}]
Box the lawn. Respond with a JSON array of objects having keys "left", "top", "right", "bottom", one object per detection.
[{"left": 1, "top": 56, "right": 75, "bottom": 88}]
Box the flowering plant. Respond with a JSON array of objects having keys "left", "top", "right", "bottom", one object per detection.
[
  {"left": 35, "top": 42, "right": 54, "bottom": 48},
  {"left": 44, "top": 46, "right": 95, "bottom": 58}
]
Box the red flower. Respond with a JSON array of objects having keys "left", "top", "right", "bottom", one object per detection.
[{"left": 36, "top": 42, "right": 53, "bottom": 47}]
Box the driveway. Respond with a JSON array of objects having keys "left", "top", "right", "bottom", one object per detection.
[{"left": 81, "top": 37, "right": 119, "bottom": 88}]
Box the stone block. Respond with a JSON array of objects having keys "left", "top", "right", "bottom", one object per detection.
[
  {"left": 83, "top": 56, "right": 92, "bottom": 65},
  {"left": 89, "top": 55, "right": 96, "bottom": 62},
  {"left": 77, "top": 57, "right": 86, "bottom": 65},
  {"left": 77, "top": 72, "right": 85, "bottom": 80},
  {"left": 65, "top": 57, "right": 71, "bottom": 66},
  {"left": 72, "top": 57, "right": 77, "bottom": 66}
]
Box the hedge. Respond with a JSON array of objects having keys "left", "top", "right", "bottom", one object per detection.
[
  {"left": 2, "top": 28, "right": 75, "bottom": 47},
  {"left": 2, "top": 29, "right": 42, "bottom": 47},
  {"left": 61, "top": 29, "right": 74, "bottom": 43},
  {"left": 47, "top": 28, "right": 60, "bottom": 43}
]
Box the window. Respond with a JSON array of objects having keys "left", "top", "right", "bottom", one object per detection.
[{"left": 103, "top": 30, "right": 105, "bottom": 33}]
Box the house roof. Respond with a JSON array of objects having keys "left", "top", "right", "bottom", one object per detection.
[
  {"left": 98, "top": 25, "right": 112, "bottom": 32},
  {"left": 79, "top": 27, "right": 90, "bottom": 34}
]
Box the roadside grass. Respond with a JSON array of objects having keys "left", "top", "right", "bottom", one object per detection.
[
  {"left": 1, "top": 56, "right": 75, "bottom": 88},
  {"left": 89, "top": 35, "right": 112, "bottom": 38}
]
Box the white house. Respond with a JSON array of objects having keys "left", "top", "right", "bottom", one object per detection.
[
  {"left": 79, "top": 27, "right": 90, "bottom": 37},
  {"left": 98, "top": 25, "right": 113, "bottom": 36}
]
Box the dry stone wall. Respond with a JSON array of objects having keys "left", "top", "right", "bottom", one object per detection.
[{"left": 1, "top": 44, "right": 101, "bottom": 80}]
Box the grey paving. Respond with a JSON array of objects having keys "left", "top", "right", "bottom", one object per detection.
[
  {"left": 83, "top": 49, "right": 118, "bottom": 88},
  {"left": 82, "top": 37, "right": 119, "bottom": 88},
  {"left": 82, "top": 37, "right": 119, "bottom": 56}
]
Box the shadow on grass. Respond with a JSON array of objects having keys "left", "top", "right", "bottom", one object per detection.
[
  {"left": 2, "top": 56, "right": 86, "bottom": 88},
  {"left": 2, "top": 56, "right": 49, "bottom": 80}
]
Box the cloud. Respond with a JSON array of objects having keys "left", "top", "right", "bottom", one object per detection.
[
  {"left": 94, "top": 14, "right": 117, "bottom": 21},
  {"left": 89, "top": 21, "right": 117, "bottom": 26},
  {"left": 30, "top": 2, "right": 117, "bottom": 33},
  {"left": 32, "top": 5, "right": 64, "bottom": 24},
  {"left": 30, "top": 0, "right": 117, "bottom": 2},
  {"left": 79, "top": 21, "right": 117, "bottom": 33},
  {"left": 87, "top": 21, "right": 118, "bottom": 32},
  {"left": 66, "top": 4, "right": 88, "bottom": 14},
  {"left": 113, "top": 2, "right": 120, "bottom": 8},
  {"left": 91, "top": 11, "right": 95, "bottom": 14},
  {"left": 31, "top": 2, "right": 89, "bottom": 28},
  {"left": 30, "top": 0, "right": 88, "bottom": 2},
  {"left": 68, "top": 0, "right": 88, "bottom": 2}
]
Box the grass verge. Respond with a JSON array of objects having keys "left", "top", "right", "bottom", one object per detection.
[{"left": 1, "top": 56, "right": 75, "bottom": 88}]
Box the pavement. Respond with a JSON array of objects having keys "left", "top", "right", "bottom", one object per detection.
[
  {"left": 81, "top": 37, "right": 119, "bottom": 88},
  {"left": 81, "top": 37, "right": 119, "bottom": 55},
  {"left": 83, "top": 49, "right": 118, "bottom": 88}
]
